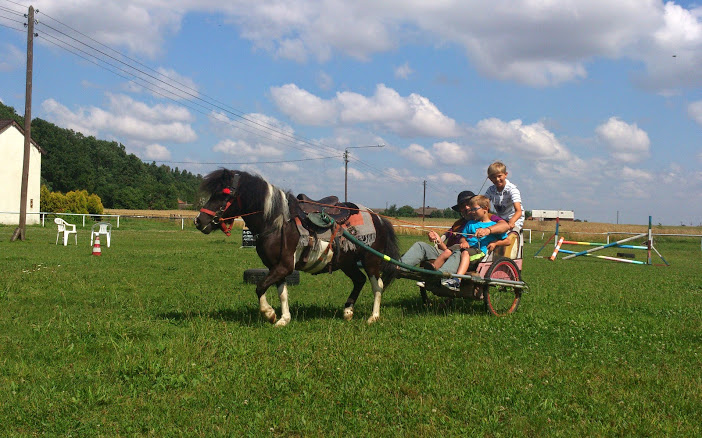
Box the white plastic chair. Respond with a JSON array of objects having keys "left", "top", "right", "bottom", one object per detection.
[
  {"left": 90, "top": 222, "right": 112, "bottom": 248},
  {"left": 55, "top": 218, "right": 77, "bottom": 246}
]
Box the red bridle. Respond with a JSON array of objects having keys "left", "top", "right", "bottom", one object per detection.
[{"left": 199, "top": 187, "right": 243, "bottom": 236}]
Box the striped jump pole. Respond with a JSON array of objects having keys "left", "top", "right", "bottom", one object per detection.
[
  {"left": 549, "top": 237, "right": 564, "bottom": 261},
  {"left": 561, "top": 233, "right": 646, "bottom": 260}
]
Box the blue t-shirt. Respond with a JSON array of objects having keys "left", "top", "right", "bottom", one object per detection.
[{"left": 461, "top": 220, "right": 508, "bottom": 254}]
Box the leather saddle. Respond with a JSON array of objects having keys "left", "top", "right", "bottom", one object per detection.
[{"left": 295, "top": 193, "right": 354, "bottom": 226}]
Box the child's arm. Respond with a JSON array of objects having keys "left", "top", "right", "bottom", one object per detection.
[
  {"left": 508, "top": 202, "right": 522, "bottom": 230},
  {"left": 487, "top": 237, "right": 511, "bottom": 252}
]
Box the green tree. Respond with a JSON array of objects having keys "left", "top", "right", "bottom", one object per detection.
[{"left": 397, "top": 205, "right": 417, "bottom": 217}]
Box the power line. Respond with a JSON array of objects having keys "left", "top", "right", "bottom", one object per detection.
[
  {"left": 37, "top": 28, "right": 334, "bottom": 160},
  {"left": 0, "top": 17, "right": 23, "bottom": 30},
  {"left": 148, "top": 155, "right": 340, "bottom": 166},
  {"left": 34, "top": 10, "right": 342, "bottom": 158}
]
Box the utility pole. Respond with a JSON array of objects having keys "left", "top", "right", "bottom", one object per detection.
[
  {"left": 422, "top": 180, "right": 426, "bottom": 226},
  {"left": 11, "top": 6, "right": 35, "bottom": 242},
  {"left": 343, "top": 144, "right": 384, "bottom": 202}
]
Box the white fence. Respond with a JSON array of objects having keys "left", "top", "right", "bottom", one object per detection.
[{"left": 0, "top": 211, "right": 199, "bottom": 230}]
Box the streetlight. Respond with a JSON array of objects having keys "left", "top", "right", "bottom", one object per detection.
[{"left": 344, "top": 144, "right": 384, "bottom": 202}]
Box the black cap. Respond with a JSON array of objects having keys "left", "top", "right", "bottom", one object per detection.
[{"left": 451, "top": 190, "right": 476, "bottom": 212}]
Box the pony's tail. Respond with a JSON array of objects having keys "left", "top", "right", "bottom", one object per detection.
[{"left": 378, "top": 216, "right": 400, "bottom": 288}]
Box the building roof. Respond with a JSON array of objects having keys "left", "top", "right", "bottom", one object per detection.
[{"left": 0, "top": 119, "right": 46, "bottom": 154}]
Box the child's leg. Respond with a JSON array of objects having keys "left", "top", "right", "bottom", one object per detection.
[
  {"left": 432, "top": 248, "right": 453, "bottom": 269},
  {"left": 455, "top": 250, "right": 472, "bottom": 276},
  {"left": 456, "top": 248, "right": 485, "bottom": 276}
]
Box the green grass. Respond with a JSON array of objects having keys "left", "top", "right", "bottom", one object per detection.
[{"left": 1, "top": 224, "right": 701, "bottom": 436}]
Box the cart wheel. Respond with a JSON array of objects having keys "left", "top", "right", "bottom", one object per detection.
[
  {"left": 482, "top": 257, "right": 522, "bottom": 316},
  {"left": 243, "top": 268, "right": 300, "bottom": 285}
]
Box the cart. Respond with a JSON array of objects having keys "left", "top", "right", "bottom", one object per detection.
[{"left": 396, "top": 230, "right": 526, "bottom": 316}]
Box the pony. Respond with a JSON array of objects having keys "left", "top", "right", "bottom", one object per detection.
[{"left": 194, "top": 169, "right": 399, "bottom": 327}]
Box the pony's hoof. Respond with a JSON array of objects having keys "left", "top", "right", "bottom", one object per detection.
[
  {"left": 262, "top": 309, "right": 277, "bottom": 324},
  {"left": 343, "top": 308, "right": 354, "bottom": 321},
  {"left": 366, "top": 315, "right": 380, "bottom": 324},
  {"left": 274, "top": 318, "right": 290, "bottom": 327}
]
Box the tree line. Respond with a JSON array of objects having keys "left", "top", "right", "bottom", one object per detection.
[{"left": 1, "top": 102, "right": 202, "bottom": 210}]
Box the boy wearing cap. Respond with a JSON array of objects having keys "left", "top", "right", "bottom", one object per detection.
[
  {"left": 398, "top": 190, "right": 509, "bottom": 274},
  {"left": 441, "top": 195, "right": 510, "bottom": 289}
]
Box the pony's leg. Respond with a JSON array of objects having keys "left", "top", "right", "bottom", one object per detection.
[
  {"left": 341, "top": 264, "right": 367, "bottom": 321},
  {"left": 274, "top": 283, "right": 291, "bottom": 327},
  {"left": 258, "top": 294, "right": 277, "bottom": 324},
  {"left": 367, "top": 275, "right": 385, "bottom": 324}
]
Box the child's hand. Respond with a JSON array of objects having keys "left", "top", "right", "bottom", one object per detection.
[
  {"left": 487, "top": 242, "right": 496, "bottom": 251},
  {"left": 428, "top": 231, "right": 439, "bottom": 243},
  {"left": 460, "top": 241, "right": 470, "bottom": 249}
]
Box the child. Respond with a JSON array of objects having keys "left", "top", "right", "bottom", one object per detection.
[
  {"left": 441, "top": 195, "right": 509, "bottom": 288},
  {"left": 485, "top": 161, "right": 523, "bottom": 232}
]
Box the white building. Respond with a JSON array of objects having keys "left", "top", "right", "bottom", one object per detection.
[
  {"left": 530, "top": 209, "right": 575, "bottom": 221},
  {"left": 0, "top": 120, "right": 45, "bottom": 225}
]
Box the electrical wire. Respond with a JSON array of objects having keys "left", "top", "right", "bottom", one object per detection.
[
  {"left": 37, "top": 30, "right": 335, "bottom": 160},
  {"left": 34, "top": 11, "right": 343, "bottom": 158},
  {"left": 3, "top": 1, "right": 429, "bottom": 192},
  {"left": 149, "top": 155, "right": 340, "bottom": 166}
]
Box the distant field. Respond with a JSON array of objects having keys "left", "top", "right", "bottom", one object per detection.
[{"left": 104, "top": 209, "right": 702, "bottom": 239}]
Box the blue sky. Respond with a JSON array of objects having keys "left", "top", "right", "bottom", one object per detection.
[{"left": 1, "top": 0, "right": 702, "bottom": 226}]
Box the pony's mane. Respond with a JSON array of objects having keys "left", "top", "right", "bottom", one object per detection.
[{"left": 201, "top": 168, "right": 292, "bottom": 228}]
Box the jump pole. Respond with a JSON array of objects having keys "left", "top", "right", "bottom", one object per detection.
[
  {"left": 534, "top": 217, "right": 559, "bottom": 257},
  {"left": 549, "top": 237, "right": 564, "bottom": 261},
  {"left": 561, "top": 233, "right": 646, "bottom": 260}
]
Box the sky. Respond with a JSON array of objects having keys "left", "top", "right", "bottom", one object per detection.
[{"left": 1, "top": 0, "right": 702, "bottom": 226}]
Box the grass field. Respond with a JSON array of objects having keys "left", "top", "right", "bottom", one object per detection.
[{"left": 1, "top": 220, "right": 701, "bottom": 436}]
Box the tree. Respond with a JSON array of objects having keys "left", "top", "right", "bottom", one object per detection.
[{"left": 397, "top": 205, "right": 417, "bottom": 217}]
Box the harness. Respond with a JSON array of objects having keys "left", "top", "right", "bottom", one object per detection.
[{"left": 198, "top": 174, "right": 243, "bottom": 236}]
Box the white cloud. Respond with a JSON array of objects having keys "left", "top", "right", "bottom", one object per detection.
[
  {"left": 144, "top": 144, "right": 171, "bottom": 160},
  {"left": 432, "top": 141, "right": 469, "bottom": 164},
  {"left": 0, "top": 43, "right": 23, "bottom": 72},
  {"left": 428, "top": 172, "right": 467, "bottom": 186},
  {"left": 269, "top": 84, "right": 337, "bottom": 125},
  {"left": 400, "top": 143, "right": 434, "bottom": 167},
  {"left": 473, "top": 118, "right": 572, "bottom": 160},
  {"left": 28, "top": 1, "right": 702, "bottom": 92},
  {"left": 212, "top": 139, "right": 284, "bottom": 158},
  {"left": 595, "top": 117, "right": 650, "bottom": 163},
  {"left": 41, "top": 95, "right": 197, "bottom": 143},
  {"left": 394, "top": 62, "right": 413, "bottom": 79},
  {"left": 209, "top": 111, "right": 297, "bottom": 153},
  {"left": 271, "top": 83, "right": 458, "bottom": 137}
]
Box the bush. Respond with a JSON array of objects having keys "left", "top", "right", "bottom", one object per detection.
[{"left": 40, "top": 185, "right": 104, "bottom": 215}]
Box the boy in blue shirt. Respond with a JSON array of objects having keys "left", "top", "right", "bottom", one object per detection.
[{"left": 437, "top": 195, "right": 509, "bottom": 289}]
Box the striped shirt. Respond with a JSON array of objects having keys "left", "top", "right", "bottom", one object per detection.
[{"left": 485, "top": 179, "right": 523, "bottom": 230}]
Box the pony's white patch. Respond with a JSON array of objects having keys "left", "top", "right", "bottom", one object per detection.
[
  {"left": 263, "top": 183, "right": 290, "bottom": 230},
  {"left": 367, "top": 276, "right": 384, "bottom": 324},
  {"left": 259, "top": 294, "right": 277, "bottom": 324},
  {"left": 294, "top": 239, "right": 334, "bottom": 274},
  {"left": 274, "top": 283, "right": 291, "bottom": 327}
]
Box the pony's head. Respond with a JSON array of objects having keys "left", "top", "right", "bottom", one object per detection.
[{"left": 194, "top": 169, "right": 242, "bottom": 235}]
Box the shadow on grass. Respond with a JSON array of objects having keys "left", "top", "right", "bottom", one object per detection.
[
  {"left": 157, "top": 293, "right": 490, "bottom": 326},
  {"left": 386, "top": 294, "right": 491, "bottom": 318},
  {"left": 158, "top": 302, "right": 354, "bottom": 326}
]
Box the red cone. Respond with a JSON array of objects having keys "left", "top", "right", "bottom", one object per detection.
[{"left": 92, "top": 234, "right": 102, "bottom": 256}]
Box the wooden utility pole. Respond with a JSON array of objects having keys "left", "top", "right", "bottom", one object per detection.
[
  {"left": 422, "top": 180, "right": 426, "bottom": 226},
  {"left": 343, "top": 144, "right": 384, "bottom": 202},
  {"left": 11, "top": 6, "right": 35, "bottom": 242}
]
